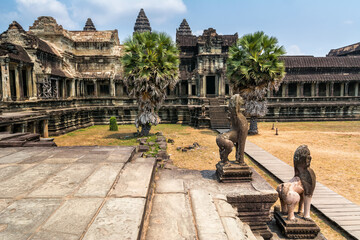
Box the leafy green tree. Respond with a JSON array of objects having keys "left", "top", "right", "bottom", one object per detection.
[
  {"left": 227, "top": 31, "right": 286, "bottom": 135},
  {"left": 122, "top": 31, "right": 179, "bottom": 136}
]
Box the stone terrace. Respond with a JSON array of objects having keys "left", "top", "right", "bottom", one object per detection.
[{"left": 0, "top": 146, "right": 158, "bottom": 240}]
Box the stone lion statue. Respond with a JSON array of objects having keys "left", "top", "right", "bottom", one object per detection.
[
  {"left": 276, "top": 145, "right": 316, "bottom": 221},
  {"left": 216, "top": 94, "right": 248, "bottom": 165}
]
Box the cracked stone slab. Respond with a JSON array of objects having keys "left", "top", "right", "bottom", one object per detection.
[
  {"left": 75, "top": 163, "right": 124, "bottom": 197},
  {"left": 30, "top": 231, "right": 79, "bottom": 240},
  {"left": 0, "top": 164, "right": 33, "bottom": 182},
  {"left": 28, "top": 164, "right": 96, "bottom": 197},
  {"left": 0, "top": 199, "right": 62, "bottom": 240},
  {"left": 40, "top": 198, "right": 103, "bottom": 237},
  {"left": 0, "top": 150, "right": 39, "bottom": 164},
  {"left": 156, "top": 179, "right": 185, "bottom": 194},
  {"left": 83, "top": 198, "right": 145, "bottom": 240},
  {"left": 0, "top": 164, "right": 64, "bottom": 198},
  {"left": 146, "top": 193, "right": 197, "bottom": 240},
  {"left": 111, "top": 158, "right": 156, "bottom": 198},
  {"left": 190, "top": 189, "right": 227, "bottom": 240}
]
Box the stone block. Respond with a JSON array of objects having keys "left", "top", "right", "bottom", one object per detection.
[
  {"left": 216, "top": 161, "right": 252, "bottom": 182},
  {"left": 138, "top": 145, "right": 149, "bottom": 152}
]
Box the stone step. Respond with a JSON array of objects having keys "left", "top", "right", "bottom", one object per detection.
[{"left": 190, "top": 189, "right": 260, "bottom": 240}]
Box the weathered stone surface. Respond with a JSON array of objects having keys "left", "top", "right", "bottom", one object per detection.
[
  {"left": 0, "top": 199, "right": 61, "bottom": 239},
  {"left": 75, "top": 163, "right": 123, "bottom": 197},
  {"left": 216, "top": 161, "right": 252, "bottom": 182},
  {"left": 0, "top": 199, "right": 12, "bottom": 212},
  {"left": 0, "top": 150, "right": 39, "bottom": 164},
  {"left": 138, "top": 145, "right": 149, "bottom": 152},
  {"left": 111, "top": 158, "right": 155, "bottom": 198},
  {"left": 106, "top": 152, "right": 133, "bottom": 163},
  {"left": 190, "top": 190, "right": 227, "bottom": 240},
  {"left": 31, "top": 231, "right": 79, "bottom": 240},
  {"left": 0, "top": 164, "right": 31, "bottom": 182},
  {"left": 29, "top": 164, "right": 95, "bottom": 197},
  {"left": 146, "top": 193, "right": 196, "bottom": 240},
  {"left": 0, "top": 164, "right": 64, "bottom": 198},
  {"left": 40, "top": 198, "right": 103, "bottom": 237},
  {"left": 83, "top": 198, "right": 146, "bottom": 240},
  {"left": 156, "top": 179, "right": 185, "bottom": 194},
  {"left": 43, "top": 157, "right": 80, "bottom": 164}
]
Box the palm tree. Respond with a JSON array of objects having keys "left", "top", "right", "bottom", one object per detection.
[
  {"left": 122, "top": 31, "right": 180, "bottom": 136},
  {"left": 227, "top": 31, "right": 286, "bottom": 135}
]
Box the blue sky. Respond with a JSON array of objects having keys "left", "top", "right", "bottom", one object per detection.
[{"left": 1, "top": 0, "right": 359, "bottom": 56}]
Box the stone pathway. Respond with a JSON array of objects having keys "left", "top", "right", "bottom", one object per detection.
[
  {"left": 245, "top": 140, "right": 360, "bottom": 240},
  {"left": 0, "top": 146, "right": 156, "bottom": 240}
]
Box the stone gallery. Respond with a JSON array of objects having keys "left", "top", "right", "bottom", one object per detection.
[{"left": 0, "top": 8, "right": 359, "bottom": 136}]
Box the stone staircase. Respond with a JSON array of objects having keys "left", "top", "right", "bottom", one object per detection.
[
  {"left": 208, "top": 98, "right": 230, "bottom": 129},
  {"left": 0, "top": 132, "right": 56, "bottom": 147}
]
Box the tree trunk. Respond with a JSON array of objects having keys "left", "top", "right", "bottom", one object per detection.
[
  {"left": 248, "top": 116, "right": 258, "bottom": 135},
  {"left": 140, "top": 123, "right": 151, "bottom": 136}
]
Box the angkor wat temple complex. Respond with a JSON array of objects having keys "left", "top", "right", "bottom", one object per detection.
[{"left": 0, "top": 9, "right": 359, "bottom": 136}]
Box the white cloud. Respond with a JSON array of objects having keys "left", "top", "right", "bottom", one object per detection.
[
  {"left": 343, "top": 20, "right": 354, "bottom": 25},
  {"left": 15, "top": 0, "right": 77, "bottom": 28},
  {"left": 286, "top": 45, "right": 303, "bottom": 55},
  {"left": 193, "top": 30, "right": 203, "bottom": 36}
]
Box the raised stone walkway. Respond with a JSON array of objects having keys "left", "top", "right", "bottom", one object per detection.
[
  {"left": 0, "top": 146, "right": 156, "bottom": 240},
  {"left": 245, "top": 140, "right": 360, "bottom": 240}
]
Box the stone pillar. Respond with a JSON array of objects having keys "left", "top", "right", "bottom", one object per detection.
[
  {"left": 26, "top": 66, "right": 32, "bottom": 98},
  {"left": 344, "top": 82, "right": 349, "bottom": 96},
  {"left": 330, "top": 82, "right": 334, "bottom": 96},
  {"left": 1, "top": 58, "right": 11, "bottom": 101},
  {"left": 18, "top": 63, "right": 24, "bottom": 100},
  {"left": 110, "top": 79, "right": 115, "bottom": 97},
  {"left": 188, "top": 81, "right": 192, "bottom": 96},
  {"left": 93, "top": 80, "right": 98, "bottom": 97},
  {"left": 14, "top": 65, "right": 21, "bottom": 101},
  {"left": 43, "top": 119, "right": 49, "bottom": 138},
  {"left": 326, "top": 83, "right": 330, "bottom": 97},
  {"left": 311, "top": 83, "right": 316, "bottom": 97},
  {"left": 355, "top": 82, "right": 359, "bottom": 97},
  {"left": 281, "top": 83, "right": 288, "bottom": 97},
  {"left": 215, "top": 75, "right": 219, "bottom": 96},
  {"left": 71, "top": 79, "right": 76, "bottom": 97},
  {"left": 62, "top": 80, "right": 66, "bottom": 98},
  {"left": 297, "top": 83, "right": 304, "bottom": 97},
  {"left": 200, "top": 75, "right": 206, "bottom": 97},
  {"left": 340, "top": 83, "right": 344, "bottom": 97},
  {"left": 31, "top": 69, "right": 37, "bottom": 99},
  {"left": 315, "top": 83, "right": 319, "bottom": 96},
  {"left": 56, "top": 80, "right": 60, "bottom": 99},
  {"left": 76, "top": 80, "right": 81, "bottom": 97}
]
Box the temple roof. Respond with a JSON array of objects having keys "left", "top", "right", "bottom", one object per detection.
[
  {"left": 0, "top": 43, "right": 32, "bottom": 63},
  {"left": 69, "top": 30, "right": 118, "bottom": 43},
  {"left": 327, "top": 42, "right": 360, "bottom": 57},
  {"left": 284, "top": 73, "right": 360, "bottom": 82},
  {"left": 83, "top": 18, "right": 96, "bottom": 31},
  {"left": 177, "top": 19, "right": 192, "bottom": 36},
  {"left": 281, "top": 56, "right": 360, "bottom": 68},
  {"left": 134, "top": 8, "right": 151, "bottom": 33}
]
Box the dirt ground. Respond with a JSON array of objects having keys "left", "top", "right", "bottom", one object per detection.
[{"left": 248, "top": 121, "right": 360, "bottom": 206}]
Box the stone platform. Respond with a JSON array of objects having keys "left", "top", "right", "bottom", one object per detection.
[{"left": 0, "top": 146, "right": 156, "bottom": 240}]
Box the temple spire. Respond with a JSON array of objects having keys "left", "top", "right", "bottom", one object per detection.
[
  {"left": 176, "top": 19, "right": 192, "bottom": 36},
  {"left": 83, "top": 18, "right": 96, "bottom": 31},
  {"left": 134, "top": 8, "right": 151, "bottom": 33}
]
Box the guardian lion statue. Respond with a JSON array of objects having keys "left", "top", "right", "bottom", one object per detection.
[
  {"left": 216, "top": 94, "right": 248, "bottom": 165},
  {"left": 276, "top": 145, "right": 316, "bottom": 221}
]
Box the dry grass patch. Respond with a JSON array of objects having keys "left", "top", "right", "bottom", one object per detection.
[{"left": 248, "top": 121, "right": 360, "bottom": 205}]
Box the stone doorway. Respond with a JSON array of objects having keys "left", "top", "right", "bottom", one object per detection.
[
  {"left": 206, "top": 76, "right": 216, "bottom": 96},
  {"left": 9, "top": 70, "right": 16, "bottom": 100}
]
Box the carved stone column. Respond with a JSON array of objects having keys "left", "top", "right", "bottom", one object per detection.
[
  {"left": 340, "top": 83, "right": 344, "bottom": 96},
  {"left": 330, "top": 82, "right": 334, "bottom": 96},
  {"left": 315, "top": 83, "right": 319, "bottom": 96},
  {"left": 71, "top": 79, "right": 76, "bottom": 97},
  {"left": 93, "top": 80, "right": 98, "bottom": 97},
  {"left": 14, "top": 64, "right": 21, "bottom": 101},
  {"left": 282, "top": 83, "right": 287, "bottom": 97},
  {"left": 311, "top": 83, "right": 315, "bottom": 97},
  {"left": 110, "top": 79, "right": 115, "bottom": 97},
  {"left": 1, "top": 58, "right": 11, "bottom": 101},
  {"left": 26, "top": 66, "right": 32, "bottom": 98},
  {"left": 326, "top": 83, "right": 330, "bottom": 97},
  {"left": 18, "top": 63, "right": 24, "bottom": 100},
  {"left": 355, "top": 82, "right": 359, "bottom": 97},
  {"left": 344, "top": 82, "right": 349, "bottom": 96},
  {"left": 43, "top": 119, "right": 49, "bottom": 138},
  {"left": 31, "top": 69, "right": 37, "bottom": 99}
]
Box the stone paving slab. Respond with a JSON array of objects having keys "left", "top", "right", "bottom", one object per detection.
[
  {"left": 111, "top": 157, "right": 156, "bottom": 198},
  {"left": 146, "top": 193, "right": 197, "bottom": 240},
  {"left": 0, "top": 146, "right": 153, "bottom": 240},
  {"left": 83, "top": 198, "right": 146, "bottom": 240},
  {"left": 245, "top": 140, "right": 360, "bottom": 240}
]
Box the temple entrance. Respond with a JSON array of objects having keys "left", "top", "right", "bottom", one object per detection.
[
  {"left": 9, "top": 70, "right": 16, "bottom": 100},
  {"left": 206, "top": 76, "right": 215, "bottom": 96},
  {"left": 22, "top": 69, "right": 28, "bottom": 98}
]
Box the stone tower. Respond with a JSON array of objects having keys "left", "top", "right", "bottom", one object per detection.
[
  {"left": 176, "top": 19, "right": 192, "bottom": 36},
  {"left": 83, "top": 18, "right": 96, "bottom": 31},
  {"left": 134, "top": 8, "right": 151, "bottom": 33}
]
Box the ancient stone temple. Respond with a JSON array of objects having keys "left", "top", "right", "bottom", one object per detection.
[{"left": 0, "top": 9, "right": 359, "bottom": 136}]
